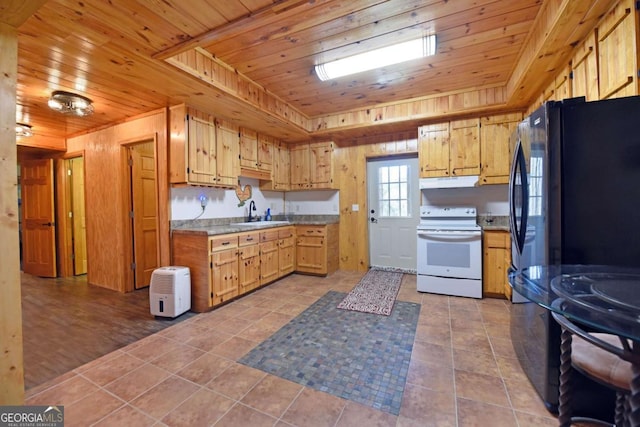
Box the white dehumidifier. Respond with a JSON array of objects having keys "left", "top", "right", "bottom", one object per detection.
[{"left": 149, "top": 266, "right": 191, "bottom": 318}]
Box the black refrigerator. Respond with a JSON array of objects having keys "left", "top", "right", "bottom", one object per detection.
[{"left": 508, "top": 96, "right": 640, "bottom": 417}]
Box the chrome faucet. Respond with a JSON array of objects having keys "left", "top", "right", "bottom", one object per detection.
[{"left": 248, "top": 200, "right": 257, "bottom": 222}]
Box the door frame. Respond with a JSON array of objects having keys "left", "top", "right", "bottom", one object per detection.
[
  {"left": 55, "top": 151, "right": 86, "bottom": 277},
  {"left": 121, "top": 134, "right": 160, "bottom": 292}
]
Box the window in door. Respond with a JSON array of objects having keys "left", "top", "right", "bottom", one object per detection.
[{"left": 378, "top": 164, "right": 410, "bottom": 217}]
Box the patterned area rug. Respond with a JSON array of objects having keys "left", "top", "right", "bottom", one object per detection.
[
  {"left": 239, "top": 291, "right": 420, "bottom": 415},
  {"left": 337, "top": 268, "right": 404, "bottom": 315}
]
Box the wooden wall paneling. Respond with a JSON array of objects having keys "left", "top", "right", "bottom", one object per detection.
[
  {"left": 597, "top": 0, "right": 637, "bottom": 98},
  {"left": 571, "top": 31, "right": 600, "bottom": 101},
  {"left": 0, "top": 20, "right": 25, "bottom": 405},
  {"left": 66, "top": 109, "right": 169, "bottom": 293},
  {"left": 554, "top": 65, "right": 573, "bottom": 101}
]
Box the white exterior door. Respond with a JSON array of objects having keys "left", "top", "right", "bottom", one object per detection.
[{"left": 367, "top": 156, "right": 420, "bottom": 271}]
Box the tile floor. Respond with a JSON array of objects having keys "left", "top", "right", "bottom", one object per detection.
[{"left": 25, "top": 271, "right": 560, "bottom": 426}]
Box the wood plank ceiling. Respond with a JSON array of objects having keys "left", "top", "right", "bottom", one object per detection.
[{"left": 14, "top": 0, "right": 616, "bottom": 145}]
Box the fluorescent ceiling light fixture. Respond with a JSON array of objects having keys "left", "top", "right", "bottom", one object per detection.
[
  {"left": 15, "top": 123, "right": 33, "bottom": 138},
  {"left": 48, "top": 90, "right": 94, "bottom": 116},
  {"left": 315, "top": 35, "right": 436, "bottom": 81}
]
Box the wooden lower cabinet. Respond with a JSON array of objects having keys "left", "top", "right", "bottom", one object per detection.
[
  {"left": 295, "top": 223, "right": 338, "bottom": 276},
  {"left": 172, "top": 225, "right": 300, "bottom": 312},
  {"left": 482, "top": 230, "right": 512, "bottom": 298},
  {"left": 211, "top": 247, "right": 239, "bottom": 305},
  {"left": 238, "top": 232, "right": 260, "bottom": 294},
  {"left": 278, "top": 227, "right": 296, "bottom": 276}
]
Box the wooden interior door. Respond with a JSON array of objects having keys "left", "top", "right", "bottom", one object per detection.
[
  {"left": 69, "top": 157, "right": 87, "bottom": 275},
  {"left": 21, "top": 158, "right": 56, "bottom": 277},
  {"left": 129, "top": 141, "right": 158, "bottom": 289}
]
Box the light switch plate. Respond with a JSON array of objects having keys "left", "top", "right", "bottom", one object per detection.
[{"left": 352, "top": 204, "right": 359, "bottom": 211}]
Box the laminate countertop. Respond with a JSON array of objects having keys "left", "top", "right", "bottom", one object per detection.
[
  {"left": 478, "top": 215, "right": 510, "bottom": 231},
  {"left": 171, "top": 215, "right": 339, "bottom": 236}
]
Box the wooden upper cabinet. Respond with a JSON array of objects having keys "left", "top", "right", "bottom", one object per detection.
[
  {"left": 290, "top": 144, "right": 310, "bottom": 188},
  {"left": 239, "top": 127, "right": 259, "bottom": 170},
  {"left": 257, "top": 134, "right": 274, "bottom": 173},
  {"left": 597, "top": 0, "right": 637, "bottom": 99},
  {"left": 169, "top": 104, "right": 239, "bottom": 188},
  {"left": 571, "top": 32, "right": 599, "bottom": 101},
  {"left": 214, "top": 119, "right": 240, "bottom": 187},
  {"left": 449, "top": 118, "right": 480, "bottom": 176},
  {"left": 169, "top": 104, "right": 217, "bottom": 186},
  {"left": 419, "top": 119, "right": 480, "bottom": 178},
  {"left": 418, "top": 122, "right": 450, "bottom": 177},
  {"left": 289, "top": 141, "right": 334, "bottom": 190},
  {"left": 480, "top": 113, "right": 522, "bottom": 185},
  {"left": 261, "top": 140, "right": 290, "bottom": 191},
  {"left": 309, "top": 141, "right": 334, "bottom": 189},
  {"left": 240, "top": 128, "right": 273, "bottom": 179}
]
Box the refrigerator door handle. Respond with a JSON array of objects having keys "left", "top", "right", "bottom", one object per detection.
[{"left": 509, "top": 139, "right": 529, "bottom": 255}]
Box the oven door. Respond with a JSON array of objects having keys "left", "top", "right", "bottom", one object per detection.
[{"left": 417, "top": 230, "right": 482, "bottom": 279}]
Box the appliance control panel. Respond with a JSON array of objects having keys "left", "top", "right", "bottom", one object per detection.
[{"left": 420, "top": 206, "right": 477, "bottom": 218}]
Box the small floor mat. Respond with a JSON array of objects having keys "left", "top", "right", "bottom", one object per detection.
[
  {"left": 337, "top": 268, "right": 404, "bottom": 316},
  {"left": 239, "top": 291, "right": 420, "bottom": 415}
]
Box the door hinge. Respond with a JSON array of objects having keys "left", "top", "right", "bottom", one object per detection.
[
  {"left": 569, "top": 70, "right": 574, "bottom": 80},
  {"left": 128, "top": 157, "right": 133, "bottom": 166},
  {"left": 131, "top": 262, "right": 136, "bottom": 270},
  {"left": 210, "top": 261, "right": 213, "bottom": 269},
  {"left": 67, "top": 169, "right": 72, "bottom": 176},
  {"left": 68, "top": 211, "right": 73, "bottom": 218},
  {"left": 129, "top": 211, "right": 134, "bottom": 218}
]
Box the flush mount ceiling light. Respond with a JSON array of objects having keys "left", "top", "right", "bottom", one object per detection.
[
  {"left": 15, "top": 123, "right": 33, "bottom": 138},
  {"left": 48, "top": 90, "right": 94, "bottom": 116},
  {"left": 315, "top": 35, "right": 437, "bottom": 81}
]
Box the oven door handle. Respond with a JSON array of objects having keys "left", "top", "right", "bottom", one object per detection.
[{"left": 417, "top": 231, "right": 481, "bottom": 242}]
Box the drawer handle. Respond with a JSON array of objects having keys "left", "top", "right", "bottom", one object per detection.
[
  {"left": 221, "top": 241, "right": 231, "bottom": 246},
  {"left": 246, "top": 237, "right": 254, "bottom": 241}
]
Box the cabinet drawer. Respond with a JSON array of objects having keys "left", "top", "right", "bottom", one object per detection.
[
  {"left": 296, "top": 225, "right": 326, "bottom": 236},
  {"left": 484, "top": 231, "right": 510, "bottom": 248},
  {"left": 260, "top": 229, "right": 280, "bottom": 242},
  {"left": 238, "top": 231, "right": 259, "bottom": 246},
  {"left": 210, "top": 235, "right": 238, "bottom": 252},
  {"left": 278, "top": 226, "right": 295, "bottom": 239}
]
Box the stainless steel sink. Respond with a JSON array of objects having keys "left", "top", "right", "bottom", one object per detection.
[{"left": 229, "top": 220, "right": 291, "bottom": 227}]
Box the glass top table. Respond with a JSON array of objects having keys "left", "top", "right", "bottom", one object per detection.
[
  {"left": 510, "top": 264, "right": 640, "bottom": 342},
  {"left": 510, "top": 264, "right": 640, "bottom": 426}
]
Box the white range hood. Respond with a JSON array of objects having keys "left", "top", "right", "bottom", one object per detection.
[{"left": 419, "top": 175, "right": 479, "bottom": 189}]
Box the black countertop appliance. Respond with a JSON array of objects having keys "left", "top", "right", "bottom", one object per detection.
[{"left": 507, "top": 95, "right": 640, "bottom": 419}]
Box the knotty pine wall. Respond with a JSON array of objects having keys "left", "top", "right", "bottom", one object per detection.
[
  {"left": 334, "top": 132, "right": 418, "bottom": 272},
  {"left": 66, "top": 109, "right": 169, "bottom": 293}
]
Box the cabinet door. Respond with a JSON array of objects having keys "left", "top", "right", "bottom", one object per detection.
[
  {"left": 257, "top": 134, "right": 274, "bottom": 173},
  {"left": 598, "top": 0, "right": 637, "bottom": 99},
  {"left": 211, "top": 248, "right": 239, "bottom": 305},
  {"left": 482, "top": 231, "right": 510, "bottom": 297},
  {"left": 240, "top": 127, "right": 258, "bottom": 169},
  {"left": 309, "top": 142, "right": 333, "bottom": 189},
  {"left": 480, "top": 114, "right": 521, "bottom": 185},
  {"left": 273, "top": 142, "right": 290, "bottom": 190},
  {"left": 418, "top": 123, "right": 449, "bottom": 177},
  {"left": 238, "top": 244, "right": 260, "bottom": 294},
  {"left": 571, "top": 32, "right": 599, "bottom": 101},
  {"left": 449, "top": 118, "right": 480, "bottom": 176},
  {"left": 215, "top": 119, "right": 240, "bottom": 187},
  {"left": 278, "top": 236, "right": 296, "bottom": 276},
  {"left": 260, "top": 240, "right": 279, "bottom": 285},
  {"left": 290, "top": 144, "right": 310, "bottom": 188},
  {"left": 187, "top": 115, "right": 217, "bottom": 185},
  {"left": 296, "top": 235, "right": 326, "bottom": 274}
]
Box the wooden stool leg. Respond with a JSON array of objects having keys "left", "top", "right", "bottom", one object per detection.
[
  {"left": 559, "top": 327, "right": 573, "bottom": 427},
  {"left": 630, "top": 362, "right": 640, "bottom": 426},
  {"left": 615, "top": 392, "right": 627, "bottom": 426}
]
